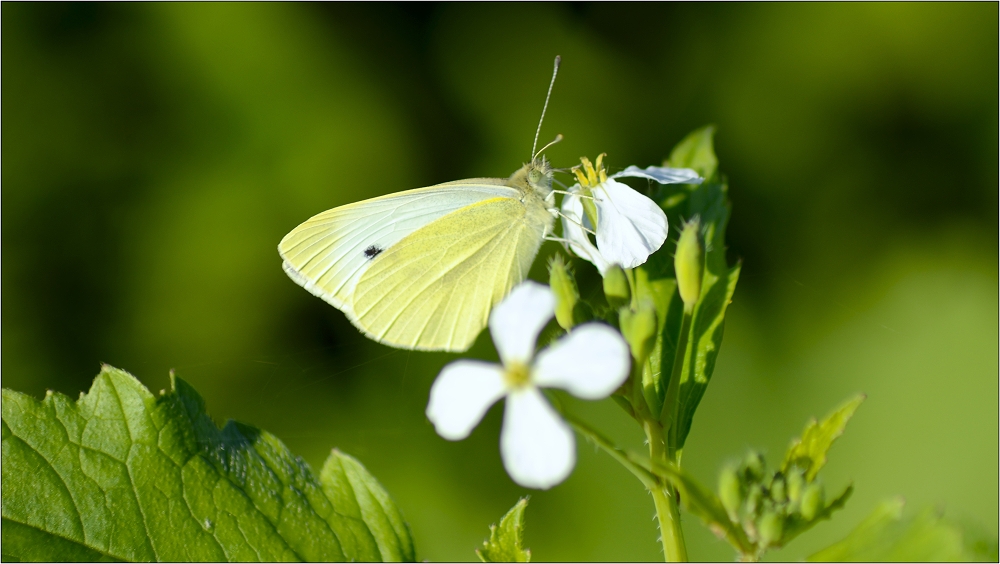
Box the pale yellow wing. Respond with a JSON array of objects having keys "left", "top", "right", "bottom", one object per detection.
[
  {"left": 278, "top": 181, "right": 513, "bottom": 310},
  {"left": 347, "top": 196, "right": 551, "bottom": 352}
]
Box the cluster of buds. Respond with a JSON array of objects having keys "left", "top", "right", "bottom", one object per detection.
[{"left": 718, "top": 451, "right": 829, "bottom": 550}]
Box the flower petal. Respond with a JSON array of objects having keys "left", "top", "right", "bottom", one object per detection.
[
  {"left": 560, "top": 192, "right": 613, "bottom": 274},
  {"left": 501, "top": 386, "right": 575, "bottom": 489},
  {"left": 593, "top": 179, "right": 669, "bottom": 269},
  {"left": 426, "top": 360, "right": 507, "bottom": 440},
  {"left": 612, "top": 165, "right": 702, "bottom": 185},
  {"left": 533, "top": 323, "right": 631, "bottom": 399},
  {"left": 488, "top": 281, "right": 555, "bottom": 365}
]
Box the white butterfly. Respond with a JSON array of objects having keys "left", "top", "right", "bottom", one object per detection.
[
  {"left": 279, "top": 58, "right": 568, "bottom": 352},
  {"left": 278, "top": 158, "right": 558, "bottom": 352}
]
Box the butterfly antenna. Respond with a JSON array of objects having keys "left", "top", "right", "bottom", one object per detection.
[
  {"left": 531, "top": 55, "right": 561, "bottom": 160},
  {"left": 533, "top": 134, "right": 563, "bottom": 161}
]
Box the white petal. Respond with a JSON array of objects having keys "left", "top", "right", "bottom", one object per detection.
[
  {"left": 488, "top": 281, "right": 554, "bottom": 365},
  {"left": 560, "top": 192, "right": 613, "bottom": 274},
  {"left": 426, "top": 360, "right": 507, "bottom": 440},
  {"left": 593, "top": 179, "right": 669, "bottom": 269},
  {"left": 612, "top": 165, "right": 702, "bottom": 185},
  {"left": 501, "top": 387, "right": 575, "bottom": 489},
  {"left": 533, "top": 323, "right": 631, "bottom": 399}
]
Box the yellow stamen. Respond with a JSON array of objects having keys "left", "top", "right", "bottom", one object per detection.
[
  {"left": 595, "top": 153, "right": 609, "bottom": 183},
  {"left": 573, "top": 167, "right": 590, "bottom": 187}
]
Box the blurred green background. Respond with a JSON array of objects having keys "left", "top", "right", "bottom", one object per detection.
[{"left": 3, "top": 3, "right": 997, "bottom": 561}]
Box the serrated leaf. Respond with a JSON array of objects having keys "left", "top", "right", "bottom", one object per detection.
[
  {"left": 807, "top": 498, "right": 994, "bottom": 562},
  {"left": 783, "top": 394, "right": 865, "bottom": 481},
  {"left": 476, "top": 498, "right": 530, "bottom": 563},
  {"left": 664, "top": 125, "right": 718, "bottom": 180},
  {"left": 1, "top": 365, "right": 415, "bottom": 562}
]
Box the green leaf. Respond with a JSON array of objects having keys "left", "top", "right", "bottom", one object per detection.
[
  {"left": 783, "top": 394, "right": 865, "bottom": 481},
  {"left": 633, "top": 269, "right": 676, "bottom": 417},
  {"left": 1, "top": 365, "right": 415, "bottom": 562},
  {"left": 808, "top": 498, "right": 995, "bottom": 562},
  {"left": 636, "top": 126, "right": 740, "bottom": 448},
  {"left": 476, "top": 498, "right": 530, "bottom": 563},
  {"left": 664, "top": 125, "right": 718, "bottom": 180}
]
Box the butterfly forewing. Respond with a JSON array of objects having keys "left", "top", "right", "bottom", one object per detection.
[
  {"left": 349, "top": 196, "right": 549, "bottom": 351},
  {"left": 278, "top": 182, "right": 514, "bottom": 310}
]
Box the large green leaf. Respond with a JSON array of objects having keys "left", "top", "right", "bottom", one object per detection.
[
  {"left": 642, "top": 126, "right": 740, "bottom": 449},
  {"left": 808, "top": 498, "right": 996, "bottom": 562},
  {"left": 1, "top": 365, "right": 415, "bottom": 562},
  {"left": 476, "top": 498, "right": 530, "bottom": 563}
]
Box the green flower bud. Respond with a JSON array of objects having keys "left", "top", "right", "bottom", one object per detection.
[
  {"left": 799, "top": 483, "right": 825, "bottom": 521},
  {"left": 770, "top": 474, "right": 787, "bottom": 504},
  {"left": 745, "top": 484, "right": 763, "bottom": 517},
  {"left": 757, "top": 512, "right": 784, "bottom": 548},
  {"left": 619, "top": 300, "right": 657, "bottom": 364},
  {"left": 548, "top": 255, "right": 580, "bottom": 330},
  {"left": 718, "top": 465, "right": 743, "bottom": 520},
  {"left": 786, "top": 468, "right": 805, "bottom": 504},
  {"left": 744, "top": 451, "right": 765, "bottom": 482},
  {"left": 603, "top": 265, "right": 630, "bottom": 309},
  {"left": 674, "top": 217, "right": 704, "bottom": 312}
]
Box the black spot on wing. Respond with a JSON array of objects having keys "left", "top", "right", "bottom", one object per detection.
[{"left": 364, "top": 244, "right": 383, "bottom": 260}]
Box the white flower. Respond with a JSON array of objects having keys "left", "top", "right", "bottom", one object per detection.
[
  {"left": 426, "top": 281, "right": 630, "bottom": 489},
  {"left": 561, "top": 155, "right": 702, "bottom": 272}
]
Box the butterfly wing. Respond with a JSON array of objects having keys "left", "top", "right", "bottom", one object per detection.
[
  {"left": 278, "top": 181, "right": 512, "bottom": 311},
  {"left": 348, "top": 194, "right": 553, "bottom": 352}
]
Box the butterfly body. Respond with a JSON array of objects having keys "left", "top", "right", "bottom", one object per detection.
[{"left": 279, "top": 159, "right": 556, "bottom": 352}]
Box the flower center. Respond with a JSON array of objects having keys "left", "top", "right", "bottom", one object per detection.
[
  {"left": 503, "top": 362, "right": 532, "bottom": 389},
  {"left": 572, "top": 153, "right": 609, "bottom": 188}
]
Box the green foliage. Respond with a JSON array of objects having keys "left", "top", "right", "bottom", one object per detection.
[
  {"left": 477, "top": 498, "right": 530, "bottom": 563},
  {"left": 633, "top": 271, "right": 677, "bottom": 420},
  {"left": 688, "top": 397, "right": 868, "bottom": 559},
  {"left": 640, "top": 126, "right": 741, "bottom": 450},
  {"left": 1, "top": 365, "right": 415, "bottom": 563},
  {"left": 808, "top": 498, "right": 998, "bottom": 562},
  {"left": 665, "top": 125, "right": 719, "bottom": 181},
  {"left": 783, "top": 394, "right": 866, "bottom": 481}
]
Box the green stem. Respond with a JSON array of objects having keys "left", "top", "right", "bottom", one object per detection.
[
  {"left": 624, "top": 267, "right": 639, "bottom": 310},
  {"left": 646, "top": 421, "right": 688, "bottom": 562}
]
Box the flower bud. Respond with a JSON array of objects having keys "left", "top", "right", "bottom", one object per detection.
[
  {"left": 757, "top": 512, "right": 784, "bottom": 548},
  {"left": 548, "top": 255, "right": 579, "bottom": 330},
  {"left": 674, "top": 217, "right": 704, "bottom": 311},
  {"left": 799, "top": 483, "right": 825, "bottom": 521},
  {"left": 619, "top": 300, "right": 657, "bottom": 365},
  {"left": 603, "top": 265, "right": 630, "bottom": 309},
  {"left": 744, "top": 451, "right": 765, "bottom": 481},
  {"left": 745, "top": 484, "right": 763, "bottom": 517},
  {"left": 786, "top": 467, "right": 804, "bottom": 504},
  {"left": 770, "top": 474, "right": 787, "bottom": 504},
  {"left": 718, "top": 465, "right": 743, "bottom": 520}
]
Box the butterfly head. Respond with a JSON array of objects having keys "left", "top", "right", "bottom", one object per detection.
[{"left": 510, "top": 157, "right": 554, "bottom": 200}]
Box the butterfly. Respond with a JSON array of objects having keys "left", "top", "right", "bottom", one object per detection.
[{"left": 278, "top": 58, "right": 564, "bottom": 352}]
